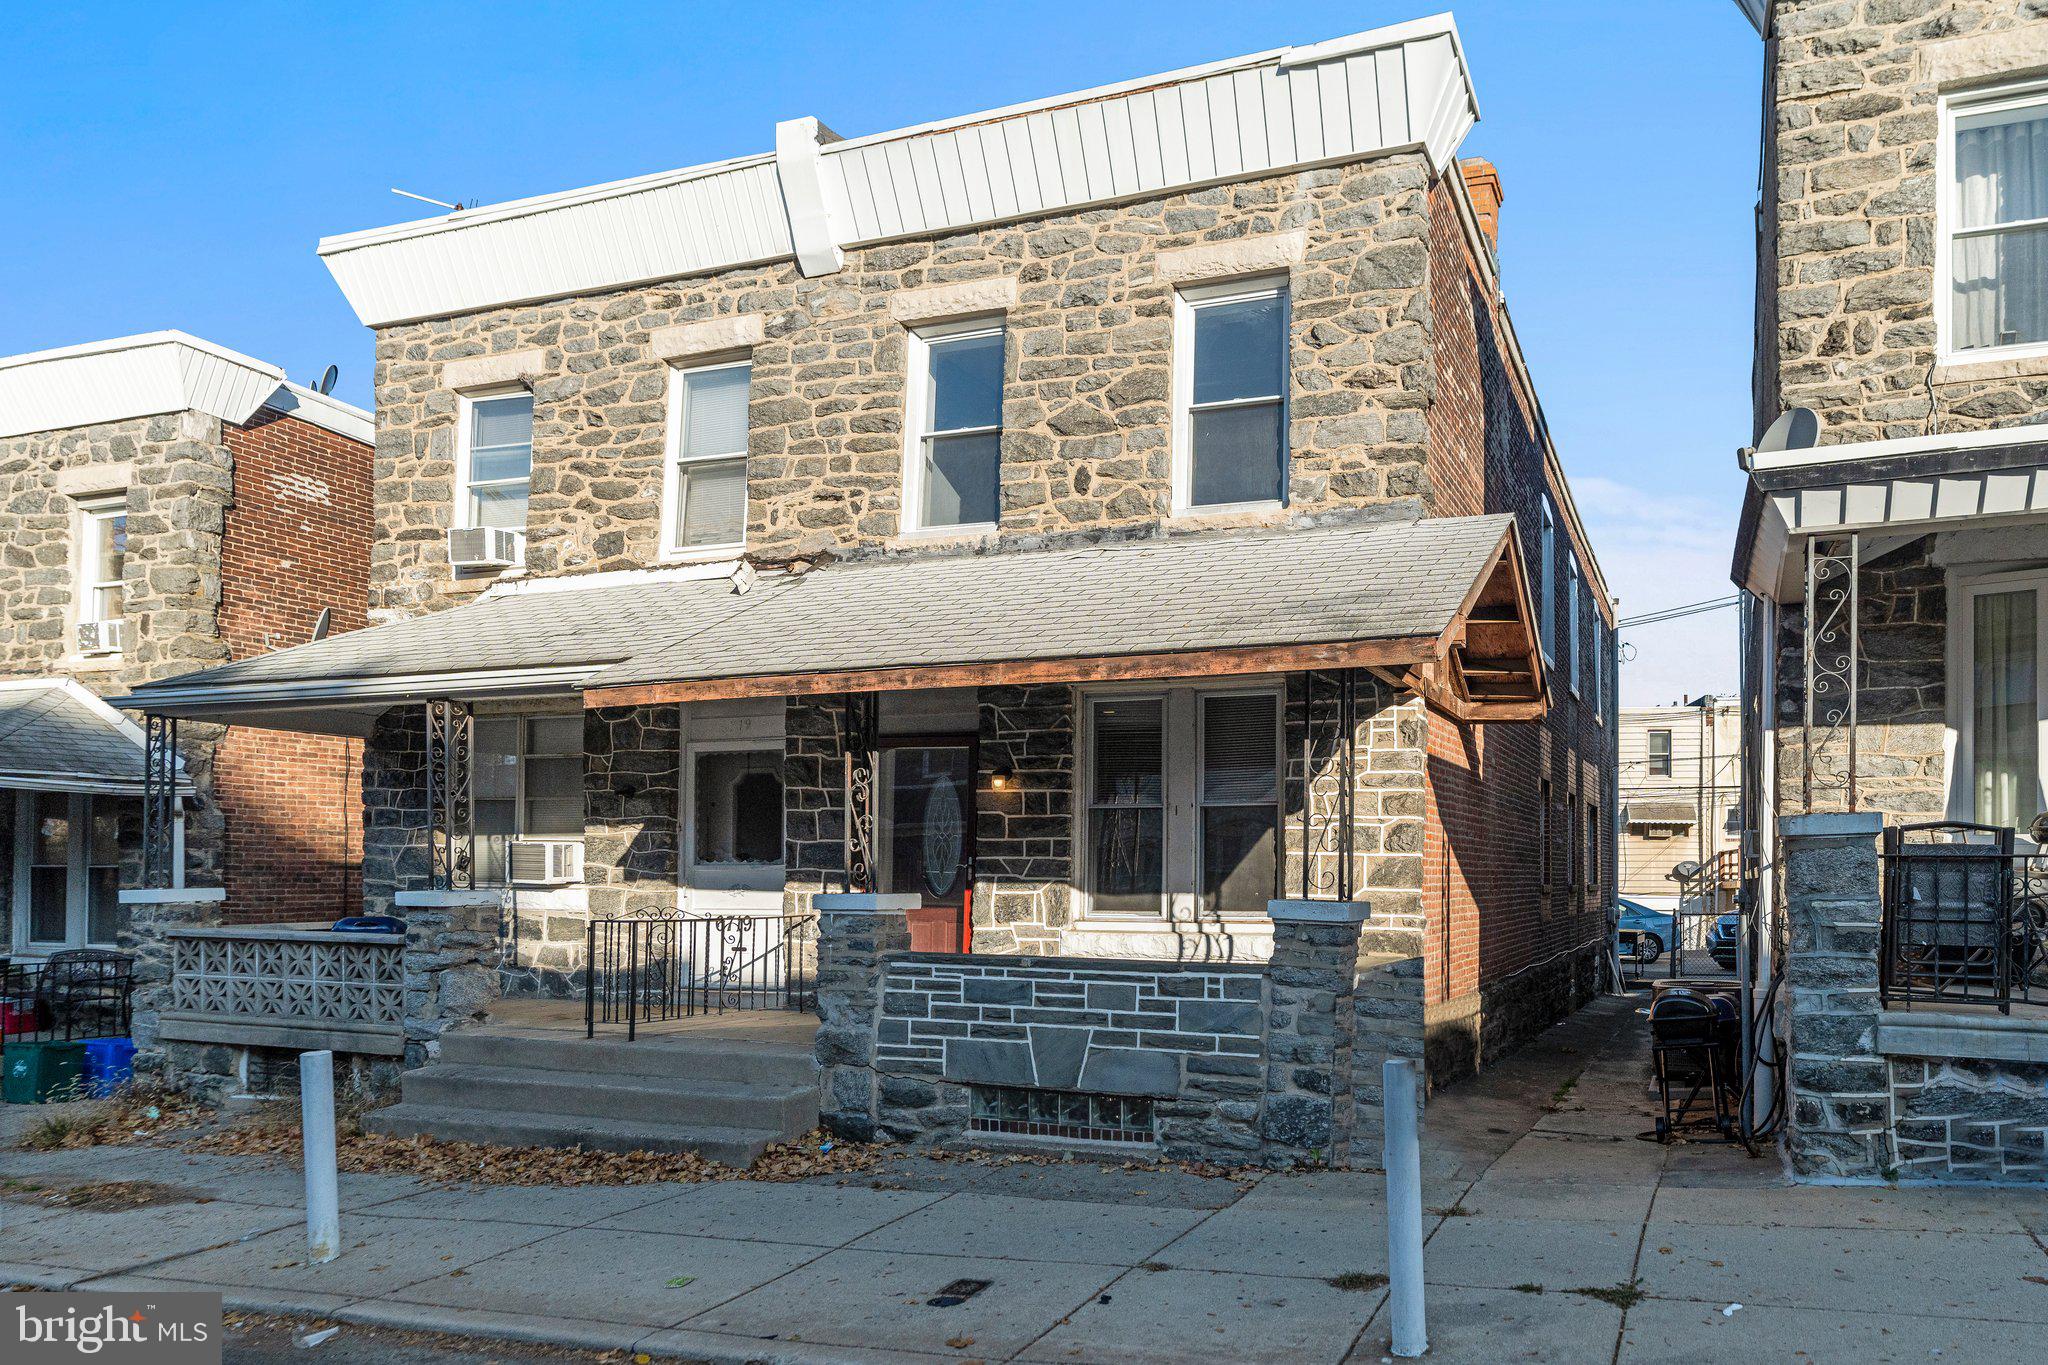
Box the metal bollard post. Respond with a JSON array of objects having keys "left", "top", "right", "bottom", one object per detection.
[
  {"left": 1383, "top": 1057, "right": 1427, "bottom": 1357},
  {"left": 300, "top": 1049, "right": 340, "bottom": 1264}
]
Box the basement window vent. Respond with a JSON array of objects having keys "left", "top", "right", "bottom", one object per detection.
[{"left": 968, "top": 1085, "right": 1156, "bottom": 1144}]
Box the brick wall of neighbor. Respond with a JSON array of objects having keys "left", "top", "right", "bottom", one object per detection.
[
  {"left": 1763, "top": 0, "right": 2048, "bottom": 444},
  {"left": 213, "top": 411, "right": 374, "bottom": 923},
  {"left": 365, "top": 155, "right": 1438, "bottom": 619},
  {"left": 1420, "top": 173, "right": 1610, "bottom": 1080}
]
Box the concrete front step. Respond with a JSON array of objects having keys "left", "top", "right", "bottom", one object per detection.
[
  {"left": 361, "top": 1102, "right": 786, "bottom": 1165},
  {"left": 438, "top": 1028, "right": 817, "bottom": 1086},
  {"left": 398, "top": 1063, "right": 818, "bottom": 1133}
]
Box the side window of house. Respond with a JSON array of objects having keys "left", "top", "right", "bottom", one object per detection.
[
  {"left": 667, "top": 360, "right": 751, "bottom": 553},
  {"left": 76, "top": 497, "right": 126, "bottom": 650},
  {"left": 1567, "top": 559, "right": 1582, "bottom": 696},
  {"left": 14, "top": 792, "right": 124, "bottom": 949},
  {"left": 1647, "top": 729, "right": 1673, "bottom": 777},
  {"left": 472, "top": 715, "right": 583, "bottom": 884},
  {"left": 1539, "top": 777, "right": 1552, "bottom": 887},
  {"left": 459, "top": 392, "right": 534, "bottom": 532},
  {"left": 1176, "top": 279, "right": 1288, "bottom": 512},
  {"left": 1538, "top": 500, "right": 1557, "bottom": 664},
  {"left": 1948, "top": 87, "right": 2048, "bottom": 355},
  {"left": 905, "top": 323, "right": 1004, "bottom": 532},
  {"left": 1587, "top": 799, "right": 1600, "bottom": 906},
  {"left": 1084, "top": 688, "right": 1280, "bottom": 917}
]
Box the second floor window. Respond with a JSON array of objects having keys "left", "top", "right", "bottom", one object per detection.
[
  {"left": 1176, "top": 279, "right": 1288, "bottom": 512},
  {"left": 460, "top": 392, "right": 533, "bottom": 532},
  {"left": 667, "top": 360, "right": 751, "bottom": 552},
  {"left": 1950, "top": 88, "right": 2048, "bottom": 355},
  {"left": 905, "top": 322, "right": 1003, "bottom": 532},
  {"left": 78, "top": 499, "right": 126, "bottom": 626},
  {"left": 1647, "top": 729, "right": 1673, "bottom": 777}
]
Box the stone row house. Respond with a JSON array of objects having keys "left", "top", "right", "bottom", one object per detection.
[
  {"left": 1730, "top": 0, "right": 2048, "bottom": 1180},
  {"left": 126, "top": 14, "right": 1618, "bottom": 1157},
  {"left": 0, "top": 331, "right": 372, "bottom": 961}
]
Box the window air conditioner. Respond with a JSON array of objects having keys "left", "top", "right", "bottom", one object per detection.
[
  {"left": 77, "top": 618, "right": 126, "bottom": 655},
  {"left": 447, "top": 526, "right": 524, "bottom": 570},
  {"left": 508, "top": 838, "right": 583, "bottom": 885}
]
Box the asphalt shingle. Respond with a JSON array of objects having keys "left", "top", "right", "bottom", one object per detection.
[{"left": 0, "top": 682, "right": 170, "bottom": 790}]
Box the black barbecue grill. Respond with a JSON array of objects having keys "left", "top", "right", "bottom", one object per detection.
[{"left": 1649, "top": 987, "right": 1740, "bottom": 1141}]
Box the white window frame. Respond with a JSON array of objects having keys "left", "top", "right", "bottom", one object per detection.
[
  {"left": 1937, "top": 79, "right": 2048, "bottom": 367},
  {"left": 453, "top": 385, "right": 535, "bottom": 533},
  {"left": 472, "top": 713, "right": 583, "bottom": 886},
  {"left": 901, "top": 318, "right": 1004, "bottom": 537},
  {"left": 10, "top": 792, "right": 125, "bottom": 953},
  {"left": 1171, "top": 277, "right": 1290, "bottom": 517},
  {"left": 1076, "top": 680, "right": 1284, "bottom": 921},
  {"left": 1647, "top": 729, "right": 1673, "bottom": 778},
  {"left": 76, "top": 496, "right": 127, "bottom": 638},
  {"left": 1567, "top": 560, "right": 1583, "bottom": 698},
  {"left": 1538, "top": 499, "right": 1557, "bottom": 664},
  {"left": 660, "top": 357, "right": 751, "bottom": 559},
  {"left": 681, "top": 737, "right": 786, "bottom": 895},
  {"left": 1945, "top": 566, "right": 2048, "bottom": 828}
]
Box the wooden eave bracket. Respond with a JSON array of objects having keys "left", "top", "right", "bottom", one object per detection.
[{"left": 1422, "top": 526, "right": 1547, "bottom": 723}]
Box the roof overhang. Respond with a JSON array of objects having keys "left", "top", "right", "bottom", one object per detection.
[
  {"left": 317, "top": 14, "right": 1479, "bottom": 325},
  {"left": 0, "top": 679, "right": 194, "bottom": 796},
  {"left": 0, "top": 331, "right": 370, "bottom": 443},
  {"left": 115, "top": 664, "right": 596, "bottom": 737},
  {"left": 1733, "top": 424, "right": 2048, "bottom": 601}
]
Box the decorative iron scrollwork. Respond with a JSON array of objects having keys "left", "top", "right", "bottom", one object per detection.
[
  {"left": 425, "top": 699, "right": 476, "bottom": 891},
  {"left": 1802, "top": 535, "right": 1859, "bottom": 812},
  {"left": 1299, "top": 668, "right": 1358, "bottom": 902},
  {"left": 141, "top": 714, "right": 179, "bottom": 889},
  {"left": 840, "top": 692, "right": 879, "bottom": 894}
]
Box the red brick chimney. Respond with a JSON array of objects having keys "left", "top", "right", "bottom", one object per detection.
[{"left": 1459, "top": 158, "right": 1503, "bottom": 248}]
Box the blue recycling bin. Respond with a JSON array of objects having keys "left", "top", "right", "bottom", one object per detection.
[{"left": 82, "top": 1037, "right": 135, "bottom": 1098}]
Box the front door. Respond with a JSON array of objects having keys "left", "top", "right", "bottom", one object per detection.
[{"left": 879, "top": 737, "right": 974, "bottom": 952}]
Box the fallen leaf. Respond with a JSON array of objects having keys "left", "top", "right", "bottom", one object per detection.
[{"left": 947, "top": 1337, "right": 976, "bottom": 1349}]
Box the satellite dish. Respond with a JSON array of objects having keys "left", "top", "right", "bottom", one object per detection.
[
  {"left": 316, "top": 364, "right": 340, "bottom": 396},
  {"left": 1758, "top": 407, "right": 1820, "bottom": 454},
  {"left": 310, "top": 607, "right": 332, "bottom": 642},
  {"left": 1670, "top": 860, "right": 1703, "bottom": 882}
]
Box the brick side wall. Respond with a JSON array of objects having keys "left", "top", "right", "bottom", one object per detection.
[
  {"left": 1420, "top": 175, "right": 1611, "bottom": 1080},
  {"left": 213, "top": 412, "right": 373, "bottom": 923}
]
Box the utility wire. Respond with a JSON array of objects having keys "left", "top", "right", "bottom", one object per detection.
[{"left": 1618, "top": 595, "right": 1740, "bottom": 629}]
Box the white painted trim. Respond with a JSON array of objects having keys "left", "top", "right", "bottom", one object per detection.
[
  {"left": 680, "top": 733, "right": 786, "bottom": 908},
  {"left": 776, "top": 116, "right": 849, "bottom": 277},
  {"left": 260, "top": 382, "right": 374, "bottom": 445},
  {"left": 453, "top": 386, "right": 534, "bottom": 536},
  {"left": 815, "top": 893, "right": 919, "bottom": 914},
  {"left": 1943, "top": 564, "right": 2048, "bottom": 826},
  {"left": 0, "top": 330, "right": 288, "bottom": 440},
  {"left": 393, "top": 888, "right": 502, "bottom": 909},
  {"left": 1749, "top": 421, "right": 2048, "bottom": 474},
  {"left": 118, "top": 663, "right": 598, "bottom": 713},
  {"left": 1267, "top": 898, "right": 1372, "bottom": 924},
  {"left": 659, "top": 357, "right": 752, "bottom": 560},
  {"left": 1170, "top": 276, "right": 1290, "bottom": 517},
  {"left": 117, "top": 887, "right": 227, "bottom": 905},
  {"left": 900, "top": 318, "right": 1005, "bottom": 537},
  {"left": 1935, "top": 79, "right": 2048, "bottom": 369}
]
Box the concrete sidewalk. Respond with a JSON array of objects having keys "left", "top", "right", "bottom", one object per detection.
[{"left": 6, "top": 995, "right": 2047, "bottom": 1363}]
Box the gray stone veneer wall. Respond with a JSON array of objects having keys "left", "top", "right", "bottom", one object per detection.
[
  {"left": 360, "top": 705, "right": 432, "bottom": 921},
  {"left": 584, "top": 704, "right": 680, "bottom": 920},
  {"left": 974, "top": 685, "right": 1075, "bottom": 955},
  {"left": 1888, "top": 1050, "right": 2048, "bottom": 1180}
]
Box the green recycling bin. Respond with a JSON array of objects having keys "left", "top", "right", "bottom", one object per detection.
[{"left": 2, "top": 1039, "right": 88, "bottom": 1104}]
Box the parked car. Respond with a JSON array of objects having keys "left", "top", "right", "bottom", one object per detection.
[
  {"left": 1616, "top": 898, "right": 1675, "bottom": 963},
  {"left": 1708, "top": 913, "right": 1740, "bottom": 970}
]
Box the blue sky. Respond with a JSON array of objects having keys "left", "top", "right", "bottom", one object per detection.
[{"left": 0, "top": 2, "right": 1759, "bottom": 705}]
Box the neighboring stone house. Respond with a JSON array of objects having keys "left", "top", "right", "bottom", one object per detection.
[
  {"left": 0, "top": 331, "right": 373, "bottom": 956},
  {"left": 1617, "top": 697, "right": 1741, "bottom": 912},
  {"left": 1730, "top": 1, "right": 2048, "bottom": 1180},
  {"left": 130, "top": 15, "right": 1617, "bottom": 1157}
]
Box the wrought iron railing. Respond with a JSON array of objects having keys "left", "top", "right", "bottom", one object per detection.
[
  {"left": 585, "top": 914, "right": 818, "bottom": 1038},
  {"left": 1, "top": 953, "right": 135, "bottom": 1048},
  {"left": 1880, "top": 822, "right": 2048, "bottom": 1012}
]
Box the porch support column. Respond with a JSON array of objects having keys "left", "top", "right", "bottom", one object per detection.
[
  {"left": 839, "top": 692, "right": 879, "bottom": 894},
  {"left": 424, "top": 699, "right": 475, "bottom": 892},
  {"left": 1801, "top": 534, "right": 1859, "bottom": 813},
  {"left": 141, "top": 714, "right": 179, "bottom": 888},
  {"left": 116, "top": 886, "right": 227, "bottom": 1083},
  {"left": 1780, "top": 810, "right": 1890, "bottom": 1180},
  {"left": 394, "top": 887, "right": 502, "bottom": 1066},
  {"left": 813, "top": 892, "right": 916, "bottom": 1140},
  {"left": 1263, "top": 898, "right": 1369, "bottom": 1166}
]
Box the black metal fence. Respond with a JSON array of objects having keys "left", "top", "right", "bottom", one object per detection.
[
  {"left": 1, "top": 952, "right": 135, "bottom": 1049},
  {"left": 585, "top": 914, "right": 817, "bottom": 1038},
  {"left": 1880, "top": 822, "right": 2048, "bottom": 1012}
]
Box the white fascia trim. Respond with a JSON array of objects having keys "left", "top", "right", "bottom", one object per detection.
[
  {"left": 477, "top": 558, "right": 750, "bottom": 601},
  {"left": 1749, "top": 422, "right": 2048, "bottom": 473},
  {"left": 776, "top": 116, "right": 848, "bottom": 276},
  {"left": 1731, "top": 0, "right": 1770, "bottom": 37},
  {"left": 0, "top": 330, "right": 290, "bottom": 440},
  {"left": 316, "top": 153, "right": 780, "bottom": 257},
  {"left": 259, "top": 382, "right": 374, "bottom": 444},
  {"left": 0, "top": 329, "right": 281, "bottom": 378},
  {"left": 118, "top": 664, "right": 599, "bottom": 714}
]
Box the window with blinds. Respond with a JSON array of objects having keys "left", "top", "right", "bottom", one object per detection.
[
  {"left": 907, "top": 323, "right": 1003, "bottom": 530},
  {"left": 1199, "top": 693, "right": 1279, "bottom": 914},
  {"left": 1949, "top": 88, "right": 2048, "bottom": 354},
  {"left": 1088, "top": 698, "right": 1165, "bottom": 915},
  {"left": 461, "top": 392, "right": 533, "bottom": 531},
  {"left": 668, "top": 360, "right": 750, "bottom": 551}
]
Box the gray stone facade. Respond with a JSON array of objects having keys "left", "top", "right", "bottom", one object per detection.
[
  {"left": 816, "top": 900, "right": 1426, "bottom": 1167},
  {"left": 1889, "top": 1052, "right": 2048, "bottom": 1179}
]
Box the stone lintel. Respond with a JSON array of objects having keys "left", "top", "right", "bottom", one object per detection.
[
  {"left": 1155, "top": 230, "right": 1307, "bottom": 285},
  {"left": 1268, "top": 898, "right": 1372, "bottom": 925},
  {"left": 1781, "top": 811, "right": 1883, "bottom": 839},
  {"left": 1918, "top": 25, "right": 2048, "bottom": 90},
  {"left": 816, "top": 893, "right": 920, "bottom": 915},
  {"left": 888, "top": 276, "right": 1019, "bottom": 325},
  {"left": 442, "top": 349, "right": 548, "bottom": 391},
  {"left": 119, "top": 887, "right": 227, "bottom": 906},
  {"left": 55, "top": 462, "right": 135, "bottom": 498},
  {"left": 649, "top": 314, "right": 767, "bottom": 363}
]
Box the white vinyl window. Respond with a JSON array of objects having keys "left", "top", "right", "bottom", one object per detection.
[
  {"left": 1950, "top": 571, "right": 2048, "bottom": 832},
  {"left": 664, "top": 360, "right": 751, "bottom": 554},
  {"left": 1567, "top": 559, "right": 1582, "bottom": 697},
  {"left": 1082, "top": 686, "right": 1281, "bottom": 919},
  {"left": 1943, "top": 83, "right": 2048, "bottom": 360},
  {"left": 903, "top": 321, "right": 1003, "bottom": 533},
  {"left": 472, "top": 714, "right": 583, "bottom": 884},
  {"left": 1647, "top": 729, "right": 1673, "bottom": 777},
  {"left": 1538, "top": 499, "right": 1557, "bottom": 664},
  {"left": 78, "top": 498, "right": 126, "bottom": 629},
  {"left": 1173, "top": 279, "right": 1289, "bottom": 513},
  {"left": 12, "top": 793, "right": 126, "bottom": 951},
  {"left": 457, "top": 391, "right": 534, "bottom": 531}
]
